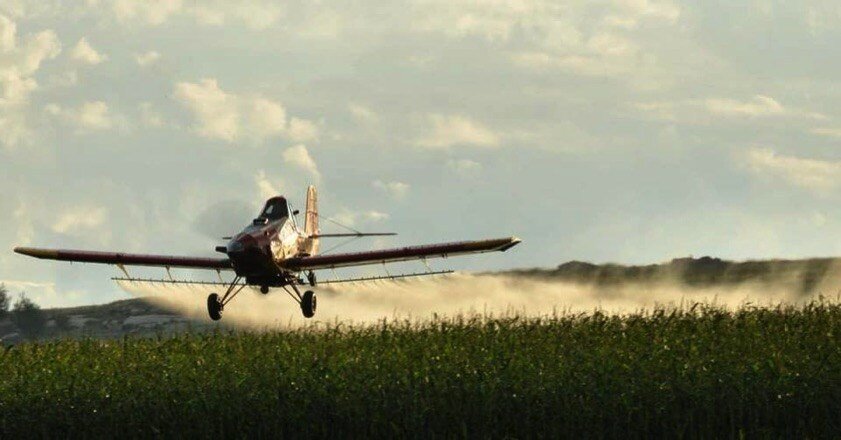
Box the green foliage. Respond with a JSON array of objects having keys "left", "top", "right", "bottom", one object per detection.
[
  {"left": 10, "top": 293, "right": 46, "bottom": 338},
  {"left": 0, "top": 302, "right": 839, "bottom": 438},
  {"left": 0, "top": 284, "right": 8, "bottom": 320}
]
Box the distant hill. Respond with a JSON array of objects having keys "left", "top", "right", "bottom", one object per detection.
[
  {"left": 500, "top": 256, "right": 841, "bottom": 295},
  {"left": 0, "top": 297, "right": 215, "bottom": 344}
]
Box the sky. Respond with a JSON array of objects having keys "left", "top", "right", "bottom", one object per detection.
[{"left": 3, "top": 0, "right": 841, "bottom": 307}]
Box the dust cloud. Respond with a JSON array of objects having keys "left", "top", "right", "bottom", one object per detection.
[{"left": 116, "top": 268, "right": 841, "bottom": 330}]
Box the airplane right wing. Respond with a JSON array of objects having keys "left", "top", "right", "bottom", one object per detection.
[{"left": 280, "top": 237, "right": 521, "bottom": 271}]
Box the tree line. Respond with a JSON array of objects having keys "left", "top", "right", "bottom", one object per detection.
[{"left": 0, "top": 284, "right": 47, "bottom": 338}]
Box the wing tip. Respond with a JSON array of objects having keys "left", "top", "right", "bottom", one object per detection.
[
  {"left": 14, "top": 247, "right": 58, "bottom": 259},
  {"left": 499, "top": 236, "right": 522, "bottom": 252}
]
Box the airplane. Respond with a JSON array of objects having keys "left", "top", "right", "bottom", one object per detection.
[{"left": 13, "top": 186, "right": 521, "bottom": 321}]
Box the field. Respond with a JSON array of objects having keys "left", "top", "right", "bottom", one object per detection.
[{"left": 0, "top": 301, "right": 839, "bottom": 438}]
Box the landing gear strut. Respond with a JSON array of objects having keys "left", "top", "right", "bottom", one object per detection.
[
  {"left": 281, "top": 281, "right": 317, "bottom": 319},
  {"left": 206, "top": 276, "right": 247, "bottom": 321}
]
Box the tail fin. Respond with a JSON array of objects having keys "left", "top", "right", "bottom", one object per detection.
[{"left": 303, "top": 185, "right": 319, "bottom": 255}]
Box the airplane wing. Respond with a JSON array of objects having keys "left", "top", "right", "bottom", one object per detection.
[
  {"left": 280, "top": 236, "right": 521, "bottom": 271},
  {"left": 13, "top": 247, "right": 232, "bottom": 270}
]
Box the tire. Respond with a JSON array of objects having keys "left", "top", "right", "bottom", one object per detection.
[
  {"left": 301, "top": 290, "right": 316, "bottom": 318},
  {"left": 307, "top": 271, "right": 317, "bottom": 287},
  {"left": 207, "top": 293, "right": 223, "bottom": 321},
  {"left": 260, "top": 285, "right": 270, "bottom": 294}
]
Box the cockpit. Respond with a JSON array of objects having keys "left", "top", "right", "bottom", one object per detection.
[{"left": 260, "top": 197, "right": 290, "bottom": 221}]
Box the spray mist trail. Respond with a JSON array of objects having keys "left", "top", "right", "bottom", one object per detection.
[{"left": 116, "top": 268, "right": 841, "bottom": 330}]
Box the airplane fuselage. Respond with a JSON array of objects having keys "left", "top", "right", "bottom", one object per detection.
[{"left": 225, "top": 216, "right": 309, "bottom": 285}]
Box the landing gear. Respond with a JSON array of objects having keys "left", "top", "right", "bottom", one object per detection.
[
  {"left": 206, "top": 276, "right": 246, "bottom": 321},
  {"left": 301, "top": 290, "right": 317, "bottom": 318},
  {"left": 260, "top": 285, "right": 270, "bottom": 294},
  {"left": 280, "top": 281, "right": 318, "bottom": 319},
  {"left": 306, "top": 271, "right": 317, "bottom": 287},
  {"left": 207, "top": 293, "right": 222, "bottom": 321}
]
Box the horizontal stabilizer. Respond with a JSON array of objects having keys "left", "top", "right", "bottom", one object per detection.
[{"left": 311, "top": 233, "right": 397, "bottom": 238}]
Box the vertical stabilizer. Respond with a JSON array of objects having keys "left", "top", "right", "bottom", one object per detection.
[{"left": 304, "top": 185, "right": 319, "bottom": 255}]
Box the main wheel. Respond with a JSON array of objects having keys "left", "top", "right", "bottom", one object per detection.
[
  {"left": 301, "top": 290, "right": 316, "bottom": 318},
  {"left": 307, "top": 271, "right": 317, "bottom": 287},
  {"left": 207, "top": 293, "right": 223, "bottom": 321}
]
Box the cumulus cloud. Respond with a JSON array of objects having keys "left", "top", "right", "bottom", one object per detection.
[
  {"left": 52, "top": 206, "right": 108, "bottom": 234},
  {"left": 70, "top": 37, "right": 106, "bottom": 64},
  {"left": 255, "top": 170, "right": 282, "bottom": 200},
  {"left": 447, "top": 159, "right": 483, "bottom": 178},
  {"left": 348, "top": 103, "right": 378, "bottom": 125},
  {"left": 635, "top": 95, "right": 826, "bottom": 123},
  {"left": 373, "top": 180, "right": 410, "bottom": 199},
  {"left": 106, "top": 0, "right": 282, "bottom": 30},
  {"left": 46, "top": 101, "right": 114, "bottom": 132},
  {"left": 417, "top": 114, "right": 500, "bottom": 149},
  {"left": 282, "top": 144, "right": 320, "bottom": 180},
  {"left": 134, "top": 50, "right": 160, "bottom": 67},
  {"left": 333, "top": 209, "right": 389, "bottom": 227},
  {"left": 0, "top": 14, "right": 61, "bottom": 148},
  {"left": 413, "top": 0, "right": 679, "bottom": 80},
  {"left": 743, "top": 147, "right": 841, "bottom": 193},
  {"left": 174, "top": 78, "right": 316, "bottom": 144},
  {"left": 288, "top": 117, "right": 319, "bottom": 142},
  {"left": 810, "top": 127, "right": 841, "bottom": 139},
  {"left": 138, "top": 102, "right": 164, "bottom": 127}
]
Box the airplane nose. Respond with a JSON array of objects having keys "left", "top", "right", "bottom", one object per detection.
[{"left": 227, "top": 235, "right": 256, "bottom": 254}]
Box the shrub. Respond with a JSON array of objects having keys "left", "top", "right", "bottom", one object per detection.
[{"left": 11, "top": 293, "right": 46, "bottom": 338}]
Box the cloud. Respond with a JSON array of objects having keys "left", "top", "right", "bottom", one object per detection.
[
  {"left": 255, "top": 170, "right": 282, "bottom": 200},
  {"left": 743, "top": 147, "right": 841, "bottom": 193},
  {"left": 134, "top": 50, "right": 160, "bottom": 67},
  {"left": 106, "top": 0, "right": 282, "bottom": 30},
  {"left": 447, "top": 159, "right": 483, "bottom": 178},
  {"left": 0, "top": 15, "right": 61, "bottom": 148},
  {"left": 111, "top": 0, "right": 183, "bottom": 26},
  {"left": 288, "top": 117, "right": 319, "bottom": 142},
  {"left": 373, "top": 180, "right": 410, "bottom": 199},
  {"left": 70, "top": 37, "right": 106, "bottom": 64},
  {"left": 635, "top": 95, "right": 827, "bottom": 124},
  {"left": 810, "top": 127, "right": 841, "bottom": 139},
  {"left": 46, "top": 100, "right": 114, "bottom": 132},
  {"left": 348, "top": 103, "right": 378, "bottom": 125},
  {"left": 282, "top": 144, "right": 320, "bottom": 180},
  {"left": 138, "top": 102, "right": 164, "bottom": 127},
  {"left": 0, "top": 14, "right": 14, "bottom": 51},
  {"left": 174, "top": 78, "right": 315, "bottom": 144},
  {"left": 333, "top": 209, "right": 390, "bottom": 227},
  {"left": 417, "top": 114, "right": 500, "bottom": 149},
  {"left": 52, "top": 206, "right": 108, "bottom": 234},
  {"left": 412, "top": 0, "right": 679, "bottom": 81}
]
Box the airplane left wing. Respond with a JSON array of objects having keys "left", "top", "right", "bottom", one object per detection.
[
  {"left": 13, "top": 247, "right": 233, "bottom": 270},
  {"left": 280, "top": 236, "right": 521, "bottom": 271}
]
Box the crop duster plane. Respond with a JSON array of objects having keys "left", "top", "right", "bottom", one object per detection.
[{"left": 14, "top": 186, "right": 521, "bottom": 321}]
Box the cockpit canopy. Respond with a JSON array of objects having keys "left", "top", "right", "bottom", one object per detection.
[{"left": 260, "top": 197, "right": 290, "bottom": 221}]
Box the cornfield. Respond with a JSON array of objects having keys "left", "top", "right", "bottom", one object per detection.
[{"left": 0, "top": 302, "right": 839, "bottom": 438}]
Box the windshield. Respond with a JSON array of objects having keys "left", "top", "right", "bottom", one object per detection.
[{"left": 260, "top": 197, "right": 289, "bottom": 220}]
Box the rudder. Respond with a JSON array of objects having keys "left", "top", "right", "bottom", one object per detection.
[{"left": 304, "top": 185, "right": 319, "bottom": 255}]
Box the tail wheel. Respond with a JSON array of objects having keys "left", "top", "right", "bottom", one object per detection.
[
  {"left": 301, "top": 290, "right": 317, "bottom": 318},
  {"left": 207, "top": 293, "right": 223, "bottom": 321},
  {"left": 260, "top": 285, "right": 270, "bottom": 294}
]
